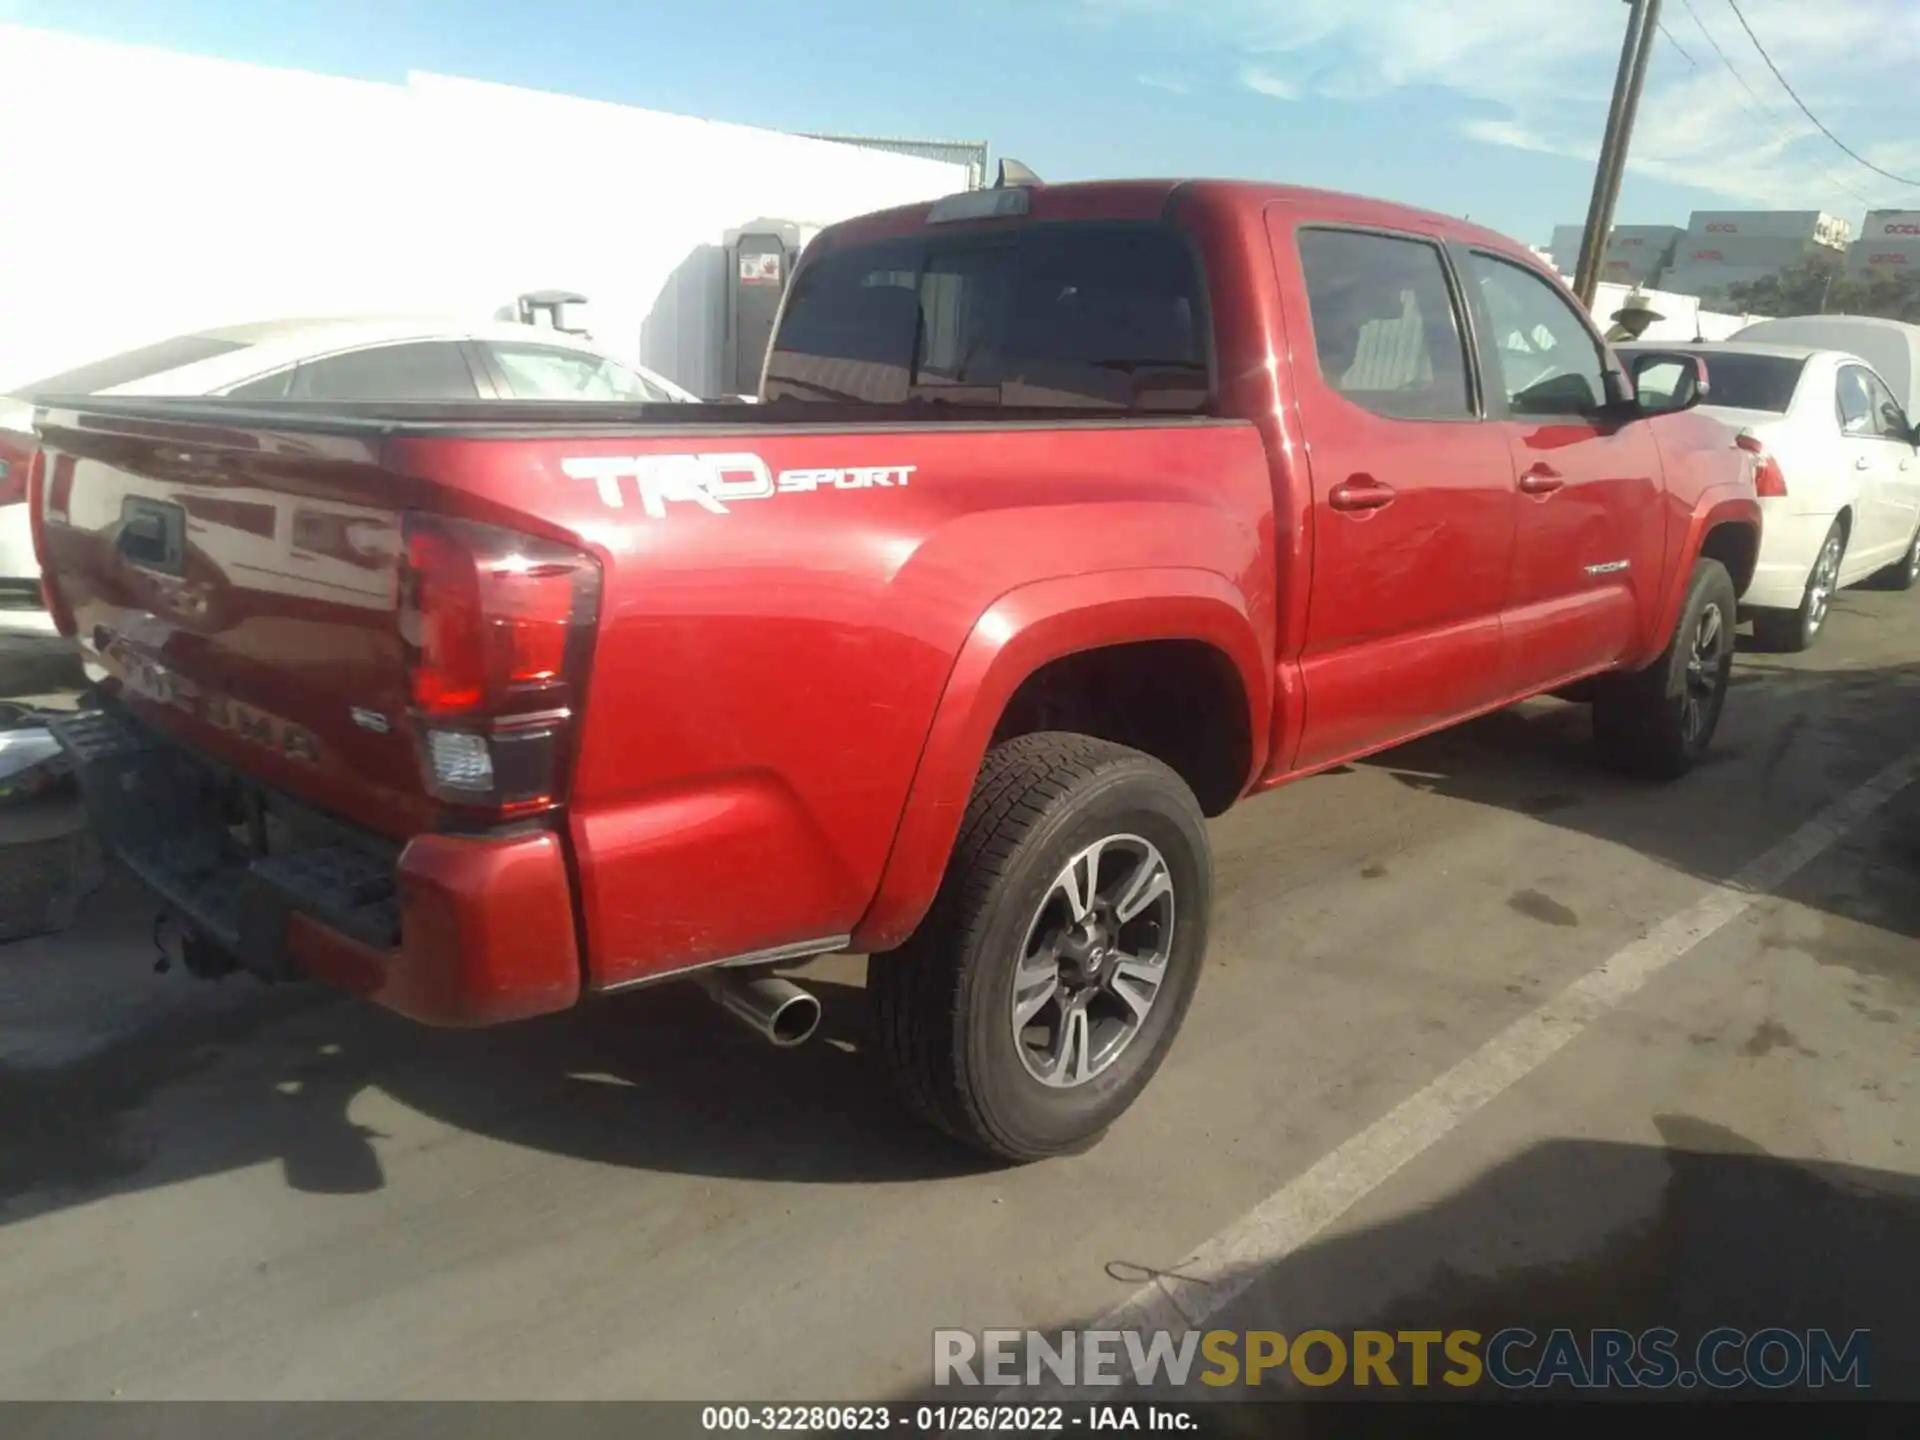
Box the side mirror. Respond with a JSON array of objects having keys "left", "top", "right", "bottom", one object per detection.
[{"left": 1627, "top": 351, "right": 1709, "bottom": 415}]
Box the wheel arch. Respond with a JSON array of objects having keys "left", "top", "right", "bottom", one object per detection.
[
  {"left": 1700, "top": 516, "right": 1760, "bottom": 598},
  {"left": 850, "top": 568, "right": 1269, "bottom": 954},
  {"left": 1641, "top": 489, "right": 1762, "bottom": 661}
]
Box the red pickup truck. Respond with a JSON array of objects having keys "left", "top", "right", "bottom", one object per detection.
[{"left": 30, "top": 178, "right": 1760, "bottom": 1160}]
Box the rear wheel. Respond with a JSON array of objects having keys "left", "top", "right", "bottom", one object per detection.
[
  {"left": 1869, "top": 525, "right": 1920, "bottom": 592},
  {"left": 1592, "top": 558, "right": 1736, "bottom": 780},
  {"left": 1753, "top": 520, "right": 1844, "bottom": 652},
  {"left": 868, "top": 733, "right": 1211, "bottom": 1162}
]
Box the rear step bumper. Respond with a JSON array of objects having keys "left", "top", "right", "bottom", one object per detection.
[{"left": 50, "top": 707, "right": 581, "bottom": 1026}]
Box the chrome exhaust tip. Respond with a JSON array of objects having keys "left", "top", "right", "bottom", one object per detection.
[{"left": 695, "top": 970, "right": 822, "bottom": 1048}]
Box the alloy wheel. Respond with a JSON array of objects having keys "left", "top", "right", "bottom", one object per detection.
[
  {"left": 1682, "top": 601, "right": 1727, "bottom": 746},
  {"left": 1011, "top": 834, "right": 1176, "bottom": 1088},
  {"left": 1806, "top": 533, "right": 1842, "bottom": 637}
]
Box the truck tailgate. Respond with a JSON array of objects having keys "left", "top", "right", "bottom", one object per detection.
[{"left": 31, "top": 401, "right": 612, "bottom": 844}]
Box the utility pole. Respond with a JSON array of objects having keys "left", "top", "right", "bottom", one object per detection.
[{"left": 1574, "top": 0, "right": 1663, "bottom": 306}]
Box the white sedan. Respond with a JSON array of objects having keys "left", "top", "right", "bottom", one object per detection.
[
  {"left": 1621, "top": 340, "right": 1920, "bottom": 651},
  {"left": 0, "top": 315, "right": 697, "bottom": 610}
]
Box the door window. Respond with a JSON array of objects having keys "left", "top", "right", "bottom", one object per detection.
[
  {"left": 1859, "top": 369, "right": 1913, "bottom": 443},
  {"left": 1466, "top": 254, "right": 1609, "bottom": 419},
  {"left": 287, "top": 342, "right": 480, "bottom": 400},
  {"left": 1836, "top": 366, "right": 1878, "bottom": 436},
  {"left": 490, "top": 344, "right": 671, "bottom": 401},
  {"left": 1296, "top": 229, "right": 1472, "bottom": 421}
]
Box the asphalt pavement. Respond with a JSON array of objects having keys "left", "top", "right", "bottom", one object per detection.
[{"left": 0, "top": 590, "right": 1914, "bottom": 1404}]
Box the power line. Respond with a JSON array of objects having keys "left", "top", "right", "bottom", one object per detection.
[
  {"left": 1656, "top": 20, "right": 1698, "bottom": 69},
  {"left": 1721, "top": 0, "right": 1920, "bottom": 189},
  {"left": 1676, "top": 0, "right": 1877, "bottom": 207}
]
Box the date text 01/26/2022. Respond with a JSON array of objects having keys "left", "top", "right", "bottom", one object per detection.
[{"left": 699, "top": 1405, "right": 1194, "bottom": 1432}]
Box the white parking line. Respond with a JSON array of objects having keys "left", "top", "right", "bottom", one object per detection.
[{"left": 1025, "top": 744, "right": 1920, "bottom": 1374}]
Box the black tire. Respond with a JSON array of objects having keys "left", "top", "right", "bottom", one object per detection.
[
  {"left": 1751, "top": 520, "right": 1845, "bottom": 652},
  {"left": 868, "top": 733, "right": 1211, "bottom": 1162},
  {"left": 1869, "top": 526, "right": 1920, "bottom": 592},
  {"left": 1592, "top": 558, "right": 1737, "bottom": 781}
]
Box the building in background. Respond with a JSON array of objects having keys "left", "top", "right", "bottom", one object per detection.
[
  {"left": 1545, "top": 210, "right": 1855, "bottom": 306},
  {"left": 1546, "top": 225, "right": 1587, "bottom": 280},
  {"left": 800, "top": 135, "right": 990, "bottom": 192},
  {"left": 1541, "top": 224, "right": 1681, "bottom": 285},
  {"left": 1660, "top": 210, "right": 1852, "bottom": 306},
  {"left": 0, "top": 24, "right": 977, "bottom": 400},
  {"left": 1849, "top": 210, "right": 1920, "bottom": 284},
  {"left": 1597, "top": 225, "right": 1684, "bottom": 286}
]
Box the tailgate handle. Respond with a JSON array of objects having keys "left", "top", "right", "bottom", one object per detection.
[{"left": 117, "top": 498, "right": 186, "bottom": 573}]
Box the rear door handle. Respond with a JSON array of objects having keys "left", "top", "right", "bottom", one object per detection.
[
  {"left": 1856, "top": 456, "right": 1873, "bottom": 471},
  {"left": 1328, "top": 476, "right": 1396, "bottom": 513},
  {"left": 1518, "top": 463, "right": 1565, "bottom": 496}
]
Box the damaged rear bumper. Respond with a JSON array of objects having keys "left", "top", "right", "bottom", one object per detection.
[{"left": 50, "top": 706, "right": 581, "bottom": 1026}]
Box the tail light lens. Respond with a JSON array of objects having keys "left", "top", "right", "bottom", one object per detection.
[
  {"left": 1735, "top": 432, "right": 1788, "bottom": 498},
  {"left": 396, "top": 513, "right": 602, "bottom": 819},
  {"left": 25, "top": 448, "right": 79, "bottom": 637},
  {"left": 0, "top": 434, "right": 29, "bottom": 508}
]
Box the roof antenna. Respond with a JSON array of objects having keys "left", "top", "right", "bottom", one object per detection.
[{"left": 995, "top": 158, "right": 1042, "bottom": 188}]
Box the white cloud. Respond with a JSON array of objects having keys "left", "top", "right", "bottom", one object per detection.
[
  {"left": 1136, "top": 73, "right": 1192, "bottom": 95},
  {"left": 1076, "top": 0, "right": 1920, "bottom": 216},
  {"left": 1239, "top": 65, "right": 1296, "bottom": 101},
  {"left": 1458, "top": 118, "right": 1559, "bottom": 157}
]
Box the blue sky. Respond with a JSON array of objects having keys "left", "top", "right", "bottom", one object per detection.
[{"left": 10, "top": 0, "right": 1920, "bottom": 246}]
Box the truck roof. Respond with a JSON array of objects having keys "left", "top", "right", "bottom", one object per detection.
[{"left": 816, "top": 178, "right": 1536, "bottom": 264}]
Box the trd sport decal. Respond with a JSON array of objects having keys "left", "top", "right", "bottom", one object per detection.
[{"left": 560, "top": 452, "right": 916, "bottom": 518}]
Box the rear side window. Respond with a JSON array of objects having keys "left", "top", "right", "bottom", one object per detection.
[
  {"left": 489, "top": 344, "right": 670, "bottom": 402},
  {"left": 1858, "top": 367, "right": 1912, "bottom": 442},
  {"left": 1296, "top": 229, "right": 1472, "bottom": 421},
  {"left": 1837, "top": 366, "right": 1877, "bottom": 435},
  {"left": 765, "top": 221, "right": 1210, "bottom": 411},
  {"left": 287, "top": 342, "right": 480, "bottom": 401},
  {"left": 226, "top": 370, "right": 293, "bottom": 401}
]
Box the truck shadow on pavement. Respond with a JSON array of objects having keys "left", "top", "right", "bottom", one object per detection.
[
  {"left": 1362, "top": 647, "right": 1920, "bottom": 967},
  {"left": 0, "top": 953, "right": 982, "bottom": 1227},
  {"left": 912, "top": 1119, "right": 1919, "bottom": 1421}
]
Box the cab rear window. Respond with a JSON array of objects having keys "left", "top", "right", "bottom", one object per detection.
[
  {"left": 1633, "top": 351, "right": 1806, "bottom": 413},
  {"left": 765, "top": 221, "right": 1211, "bottom": 412}
]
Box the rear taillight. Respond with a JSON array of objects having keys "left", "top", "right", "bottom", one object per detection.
[
  {"left": 396, "top": 513, "right": 601, "bottom": 818},
  {"left": 25, "top": 449, "right": 78, "bottom": 637},
  {"left": 1735, "top": 432, "right": 1788, "bottom": 498},
  {"left": 0, "top": 433, "right": 32, "bottom": 507}
]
